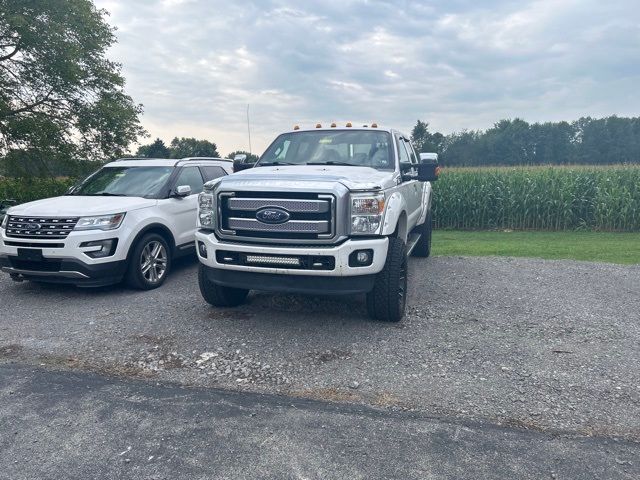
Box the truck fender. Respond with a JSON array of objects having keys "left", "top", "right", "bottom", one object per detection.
[
  {"left": 381, "top": 192, "right": 408, "bottom": 242},
  {"left": 417, "top": 182, "right": 433, "bottom": 226}
]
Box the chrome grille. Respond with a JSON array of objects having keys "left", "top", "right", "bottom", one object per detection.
[
  {"left": 218, "top": 192, "right": 335, "bottom": 242},
  {"left": 5, "top": 216, "right": 78, "bottom": 239}
]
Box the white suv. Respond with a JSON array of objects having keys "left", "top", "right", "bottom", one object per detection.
[{"left": 0, "top": 157, "right": 233, "bottom": 288}]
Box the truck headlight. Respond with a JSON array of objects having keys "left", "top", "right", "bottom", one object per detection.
[
  {"left": 198, "top": 192, "right": 215, "bottom": 229},
  {"left": 74, "top": 213, "right": 125, "bottom": 231},
  {"left": 350, "top": 192, "right": 385, "bottom": 235}
]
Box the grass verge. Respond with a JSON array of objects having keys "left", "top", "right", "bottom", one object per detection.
[{"left": 432, "top": 230, "right": 640, "bottom": 265}]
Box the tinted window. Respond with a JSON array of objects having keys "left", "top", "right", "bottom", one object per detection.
[
  {"left": 201, "top": 166, "right": 227, "bottom": 182},
  {"left": 404, "top": 139, "right": 418, "bottom": 164},
  {"left": 174, "top": 167, "right": 204, "bottom": 195},
  {"left": 71, "top": 166, "right": 173, "bottom": 198},
  {"left": 396, "top": 136, "right": 412, "bottom": 166}
]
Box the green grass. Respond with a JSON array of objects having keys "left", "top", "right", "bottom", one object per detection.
[{"left": 432, "top": 230, "right": 640, "bottom": 264}]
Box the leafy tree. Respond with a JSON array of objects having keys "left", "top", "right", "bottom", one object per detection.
[
  {"left": 226, "top": 150, "right": 258, "bottom": 163},
  {"left": 136, "top": 138, "right": 170, "bottom": 158},
  {"left": 411, "top": 120, "right": 445, "bottom": 154},
  {"left": 0, "top": 0, "right": 145, "bottom": 173},
  {"left": 168, "top": 137, "right": 219, "bottom": 158}
]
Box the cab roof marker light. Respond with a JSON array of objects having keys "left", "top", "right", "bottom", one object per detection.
[
  {"left": 330, "top": 123, "right": 337, "bottom": 128},
  {"left": 316, "top": 123, "right": 322, "bottom": 128},
  {"left": 293, "top": 125, "right": 300, "bottom": 130},
  {"left": 371, "top": 122, "right": 378, "bottom": 128},
  {"left": 363, "top": 124, "right": 368, "bottom": 127},
  {"left": 346, "top": 122, "right": 352, "bottom": 127}
]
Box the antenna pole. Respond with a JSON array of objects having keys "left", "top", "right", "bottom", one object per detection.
[{"left": 246, "top": 104, "right": 252, "bottom": 154}]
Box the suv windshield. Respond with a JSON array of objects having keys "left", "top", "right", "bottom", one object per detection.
[
  {"left": 257, "top": 130, "right": 394, "bottom": 170},
  {"left": 70, "top": 166, "right": 173, "bottom": 198}
]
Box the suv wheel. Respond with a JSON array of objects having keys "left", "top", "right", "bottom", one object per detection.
[
  {"left": 126, "top": 233, "right": 171, "bottom": 290},
  {"left": 198, "top": 264, "right": 249, "bottom": 307},
  {"left": 366, "top": 237, "right": 408, "bottom": 322},
  {"left": 412, "top": 210, "right": 432, "bottom": 258}
]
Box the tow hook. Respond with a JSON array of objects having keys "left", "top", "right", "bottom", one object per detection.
[{"left": 9, "top": 273, "right": 24, "bottom": 282}]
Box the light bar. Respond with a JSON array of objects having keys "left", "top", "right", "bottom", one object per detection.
[{"left": 245, "top": 255, "right": 301, "bottom": 266}]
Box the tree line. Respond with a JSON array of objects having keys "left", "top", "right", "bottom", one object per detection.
[{"left": 411, "top": 116, "right": 640, "bottom": 166}]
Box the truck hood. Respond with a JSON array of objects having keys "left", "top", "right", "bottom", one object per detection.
[
  {"left": 7, "top": 196, "right": 157, "bottom": 217},
  {"left": 218, "top": 165, "right": 395, "bottom": 191}
]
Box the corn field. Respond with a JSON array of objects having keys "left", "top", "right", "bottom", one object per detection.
[{"left": 432, "top": 165, "right": 640, "bottom": 231}]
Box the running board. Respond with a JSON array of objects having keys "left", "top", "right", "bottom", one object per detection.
[{"left": 406, "top": 232, "right": 422, "bottom": 255}]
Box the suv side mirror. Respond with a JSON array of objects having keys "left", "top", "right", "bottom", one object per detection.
[
  {"left": 234, "top": 154, "right": 247, "bottom": 162},
  {"left": 174, "top": 185, "right": 191, "bottom": 197},
  {"left": 417, "top": 157, "right": 439, "bottom": 182}
]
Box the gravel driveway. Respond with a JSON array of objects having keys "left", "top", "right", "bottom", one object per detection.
[{"left": 1, "top": 255, "right": 639, "bottom": 441}]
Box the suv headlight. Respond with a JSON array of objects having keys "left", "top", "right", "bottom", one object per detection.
[
  {"left": 0, "top": 214, "right": 7, "bottom": 229},
  {"left": 350, "top": 192, "right": 385, "bottom": 235},
  {"left": 198, "top": 192, "right": 215, "bottom": 229},
  {"left": 74, "top": 213, "right": 125, "bottom": 231}
]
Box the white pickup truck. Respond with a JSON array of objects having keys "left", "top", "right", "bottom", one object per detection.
[{"left": 196, "top": 124, "right": 438, "bottom": 322}]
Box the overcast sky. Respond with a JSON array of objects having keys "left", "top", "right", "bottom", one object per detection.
[{"left": 96, "top": 0, "right": 640, "bottom": 155}]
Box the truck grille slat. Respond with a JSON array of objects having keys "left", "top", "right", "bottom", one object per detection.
[
  {"left": 227, "top": 218, "right": 329, "bottom": 233},
  {"left": 6, "top": 216, "right": 79, "bottom": 240},
  {"left": 228, "top": 198, "right": 329, "bottom": 213}
]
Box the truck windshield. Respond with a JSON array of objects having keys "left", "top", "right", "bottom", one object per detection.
[
  {"left": 69, "top": 166, "right": 173, "bottom": 198},
  {"left": 256, "top": 130, "right": 394, "bottom": 170}
]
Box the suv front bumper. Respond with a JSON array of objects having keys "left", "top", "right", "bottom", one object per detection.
[
  {"left": 0, "top": 228, "right": 128, "bottom": 286},
  {"left": 195, "top": 230, "right": 389, "bottom": 295}
]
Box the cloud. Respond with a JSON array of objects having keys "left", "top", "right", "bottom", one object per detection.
[{"left": 96, "top": 0, "right": 640, "bottom": 154}]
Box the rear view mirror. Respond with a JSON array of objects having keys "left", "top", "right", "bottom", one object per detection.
[
  {"left": 174, "top": 185, "right": 191, "bottom": 197},
  {"left": 418, "top": 154, "right": 439, "bottom": 182},
  {"left": 234, "top": 163, "right": 253, "bottom": 173}
]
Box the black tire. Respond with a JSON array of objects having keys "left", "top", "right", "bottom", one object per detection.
[
  {"left": 125, "top": 233, "right": 171, "bottom": 290},
  {"left": 198, "top": 264, "right": 249, "bottom": 307},
  {"left": 412, "top": 211, "right": 432, "bottom": 258},
  {"left": 366, "top": 237, "right": 408, "bottom": 322}
]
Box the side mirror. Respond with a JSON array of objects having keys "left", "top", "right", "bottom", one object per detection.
[
  {"left": 417, "top": 158, "right": 439, "bottom": 182},
  {"left": 174, "top": 185, "right": 191, "bottom": 197},
  {"left": 234, "top": 162, "right": 254, "bottom": 173},
  {"left": 234, "top": 154, "right": 247, "bottom": 162}
]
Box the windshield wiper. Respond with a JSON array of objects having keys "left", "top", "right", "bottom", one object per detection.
[
  {"left": 307, "top": 161, "right": 360, "bottom": 166},
  {"left": 255, "top": 161, "right": 296, "bottom": 166}
]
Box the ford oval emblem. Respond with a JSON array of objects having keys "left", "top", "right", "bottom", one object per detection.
[
  {"left": 26, "top": 223, "right": 41, "bottom": 230},
  {"left": 256, "top": 207, "right": 290, "bottom": 224}
]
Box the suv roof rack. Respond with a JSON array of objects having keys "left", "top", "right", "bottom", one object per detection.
[
  {"left": 175, "top": 157, "right": 233, "bottom": 166},
  {"left": 112, "top": 157, "right": 170, "bottom": 162}
]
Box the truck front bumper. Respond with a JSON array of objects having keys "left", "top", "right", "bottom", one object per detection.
[{"left": 195, "top": 231, "right": 389, "bottom": 295}]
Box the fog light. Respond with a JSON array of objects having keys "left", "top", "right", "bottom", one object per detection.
[
  {"left": 349, "top": 249, "right": 374, "bottom": 267},
  {"left": 198, "top": 241, "right": 207, "bottom": 258},
  {"left": 356, "top": 251, "right": 370, "bottom": 264},
  {"left": 80, "top": 239, "right": 118, "bottom": 258}
]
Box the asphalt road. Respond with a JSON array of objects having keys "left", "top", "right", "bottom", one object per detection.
[
  {"left": 1, "top": 364, "right": 638, "bottom": 480},
  {"left": 1, "top": 254, "right": 639, "bottom": 477}
]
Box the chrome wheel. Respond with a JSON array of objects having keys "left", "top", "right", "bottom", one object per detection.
[{"left": 140, "top": 240, "right": 167, "bottom": 284}]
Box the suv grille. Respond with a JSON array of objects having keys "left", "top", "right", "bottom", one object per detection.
[
  {"left": 218, "top": 192, "right": 335, "bottom": 242},
  {"left": 5, "top": 216, "right": 79, "bottom": 239}
]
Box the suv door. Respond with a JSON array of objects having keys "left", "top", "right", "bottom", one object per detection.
[
  {"left": 161, "top": 166, "right": 205, "bottom": 249},
  {"left": 395, "top": 134, "right": 421, "bottom": 227}
]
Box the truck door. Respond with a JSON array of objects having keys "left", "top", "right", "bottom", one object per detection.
[
  {"left": 395, "top": 134, "right": 421, "bottom": 227},
  {"left": 404, "top": 138, "right": 426, "bottom": 225}
]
